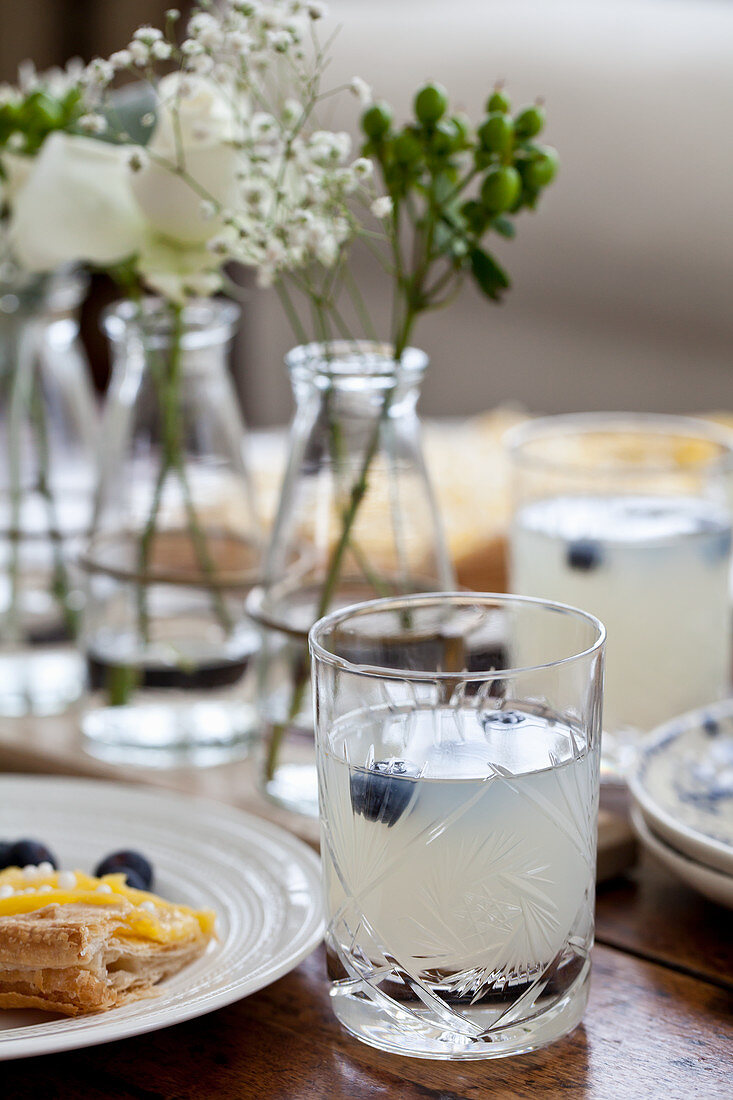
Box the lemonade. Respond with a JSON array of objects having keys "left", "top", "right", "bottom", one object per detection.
[
  {"left": 511, "top": 494, "right": 732, "bottom": 743},
  {"left": 320, "top": 703, "right": 597, "bottom": 1041}
]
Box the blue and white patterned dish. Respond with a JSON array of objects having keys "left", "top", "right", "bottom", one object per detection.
[
  {"left": 628, "top": 698, "right": 733, "bottom": 877},
  {"left": 629, "top": 805, "right": 733, "bottom": 910}
]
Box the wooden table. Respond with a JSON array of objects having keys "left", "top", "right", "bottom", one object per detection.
[{"left": 2, "top": 773, "right": 732, "bottom": 1100}]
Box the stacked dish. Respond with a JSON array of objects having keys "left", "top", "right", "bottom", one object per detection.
[{"left": 628, "top": 698, "right": 733, "bottom": 909}]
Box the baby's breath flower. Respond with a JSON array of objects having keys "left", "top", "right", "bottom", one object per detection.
[
  {"left": 133, "top": 26, "right": 164, "bottom": 45},
  {"left": 350, "top": 77, "right": 372, "bottom": 106},
  {"left": 207, "top": 235, "right": 231, "bottom": 256},
  {"left": 352, "top": 157, "right": 373, "bottom": 179},
  {"left": 316, "top": 233, "right": 338, "bottom": 266},
  {"left": 282, "top": 99, "right": 302, "bottom": 126},
  {"left": 188, "top": 12, "right": 221, "bottom": 50},
  {"left": 268, "top": 30, "right": 291, "bottom": 53},
  {"left": 128, "top": 41, "right": 150, "bottom": 66},
  {"left": 78, "top": 113, "right": 107, "bottom": 135},
  {"left": 151, "top": 41, "right": 173, "bottom": 60},
  {"left": 110, "top": 49, "right": 133, "bottom": 69},
  {"left": 85, "top": 58, "right": 115, "bottom": 86},
  {"left": 251, "top": 112, "right": 277, "bottom": 138},
  {"left": 181, "top": 39, "right": 205, "bottom": 58},
  {"left": 229, "top": 30, "right": 254, "bottom": 52},
  {"left": 307, "top": 2, "right": 327, "bottom": 19},
  {"left": 234, "top": 1, "right": 261, "bottom": 15},
  {"left": 188, "top": 53, "right": 215, "bottom": 75},
  {"left": 371, "top": 196, "right": 393, "bottom": 219}
]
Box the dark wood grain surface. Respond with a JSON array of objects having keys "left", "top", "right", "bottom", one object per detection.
[{"left": 3, "top": 847, "right": 732, "bottom": 1100}]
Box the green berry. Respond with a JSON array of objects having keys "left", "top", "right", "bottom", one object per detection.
[
  {"left": 515, "top": 104, "right": 545, "bottom": 139},
  {"left": 393, "top": 128, "right": 422, "bottom": 165},
  {"left": 414, "top": 83, "right": 448, "bottom": 126},
  {"left": 473, "top": 148, "right": 494, "bottom": 170},
  {"left": 428, "top": 120, "right": 456, "bottom": 156},
  {"left": 523, "top": 146, "right": 558, "bottom": 188},
  {"left": 477, "top": 112, "right": 514, "bottom": 154},
  {"left": 450, "top": 113, "right": 472, "bottom": 149},
  {"left": 480, "top": 165, "right": 521, "bottom": 213},
  {"left": 361, "top": 102, "right": 393, "bottom": 140},
  {"left": 487, "top": 88, "right": 511, "bottom": 114}
]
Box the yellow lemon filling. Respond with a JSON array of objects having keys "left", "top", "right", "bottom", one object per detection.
[{"left": 0, "top": 867, "right": 216, "bottom": 943}]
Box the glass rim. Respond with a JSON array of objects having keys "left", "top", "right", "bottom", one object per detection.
[
  {"left": 505, "top": 412, "right": 733, "bottom": 478},
  {"left": 102, "top": 295, "right": 240, "bottom": 347},
  {"left": 308, "top": 591, "right": 606, "bottom": 683},
  {"left": 285, "top": 339, "right": 428, "bottom": 378}
]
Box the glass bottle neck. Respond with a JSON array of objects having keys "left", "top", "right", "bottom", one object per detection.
[
  {"left": 103, "top": 296, "right": 240, "bottom": 374},
  {"left": 287, "top": 340, "right": 427, "bottom": 417}
]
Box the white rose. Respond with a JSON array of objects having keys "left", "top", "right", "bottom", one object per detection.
[
  {"left": 7, "top": 133, "right": 146, "bottom": 272},
  {"left": 136, "top": 230, "right": 223, "bottom": 304},
  {"left": 130, "top": 73, "right": 240, "bottom": 247}
]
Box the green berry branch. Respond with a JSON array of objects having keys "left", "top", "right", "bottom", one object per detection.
[{"left": 360, "top": 82, "right": 558, "bottom": 356}]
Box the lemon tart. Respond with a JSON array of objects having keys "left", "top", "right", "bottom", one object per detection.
[{"left": 0, "top": 865, "right": 216, "bottom": 1015}]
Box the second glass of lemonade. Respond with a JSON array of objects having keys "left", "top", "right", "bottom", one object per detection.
[{"left": 508, "top": 414, "right": 733, "bottom": 778}]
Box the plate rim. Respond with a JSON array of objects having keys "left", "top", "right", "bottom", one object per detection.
[
  {"left": 0, "top": 775, "right": 324, "bottom": 1061},
  {"left": 627, "top": 700, "right": 733, "bottom": 877},
  {"left": 629, "top": 803, "right": 733, "bottom": 910}
]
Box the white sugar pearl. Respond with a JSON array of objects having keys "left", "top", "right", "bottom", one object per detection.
[
  {"left": 0, "top": 885, "right": 14, "bottom": 899},
  {"left": 139, "top": 901, "right": 156, "bottom": 914},
  {"left": 37, "top": 862, "right": 54, "bottom": 875},
  {"left": 57, "top": 871, "right": 77, "bottom": 890},
  {"left": 96, "top": 883, "right": 112, "bottom": 895},
  {"left": 23, "top": 865, "right": 40, "bottom": 880},
  {"left": 38, "top": 884, "right": 52, "bottom": 894}
]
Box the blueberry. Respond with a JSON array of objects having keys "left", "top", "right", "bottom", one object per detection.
[
  {"left": 8, "top": 840, "right": 58, "bottom": 869},
  {"left": 702, "top": 716, "right": 720, "bottom": 737},
  {"left": 119, "top": 868, "right": 148, "bottom": 891},
  {"left": 566, "top": 540, "right": 603, "bottom": 572},
  {"left": 480, "top": 709, "right": 527, "bottom": 728},
  {"left": 94, "top": 850, "right": 154, "bottom": 890},
  {"left": 350, "top": 760, "right": 417, "bottom": 827},
  {"left": 0, "top": 842, "right": 13, "bottom": 870}
]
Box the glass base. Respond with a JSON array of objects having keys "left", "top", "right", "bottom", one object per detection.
[
  {"left": 261, "top": 762, "right": 319, "bottom": 817},
  {"left": 330, "top": 965, "right": 590, "bottom": 1060},
  {"left": 82, "top": 700, "right": 257, "bottom": 768},
  {"left": 0, "top": 649, "right": 83, "bottom": 717}
]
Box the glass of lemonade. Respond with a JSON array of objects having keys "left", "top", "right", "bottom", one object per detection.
[
  {"left": 310, "top": 593, "right": 605, "bottom": 1060},
  {"left": 507, "top": 414, "right": 733, "bottom": 780}
]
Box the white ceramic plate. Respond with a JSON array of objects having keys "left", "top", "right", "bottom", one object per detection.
[
  {"left": 630, "top": 804, "right": 733, "bottom": 910},
  {"left": 627, "top": 698, "right": 733, "bottom": 877},
  {"left": 0, "top": 776, "right": 324, "bottom": 1061}
]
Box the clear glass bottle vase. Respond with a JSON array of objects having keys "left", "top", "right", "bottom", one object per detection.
[
  {"left": 0, "top": 266, "right": 97, "bottom": 716},
  {"left": 80, "top": 297, "right": 263, "bottom": 766},
  {"left": 248, "top": 340, "right": 455, "bottom": 815}
]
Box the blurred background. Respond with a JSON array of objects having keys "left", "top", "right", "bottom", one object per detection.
[{"left": 2, "top": 0, "right": 732, "bottom": 425}]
